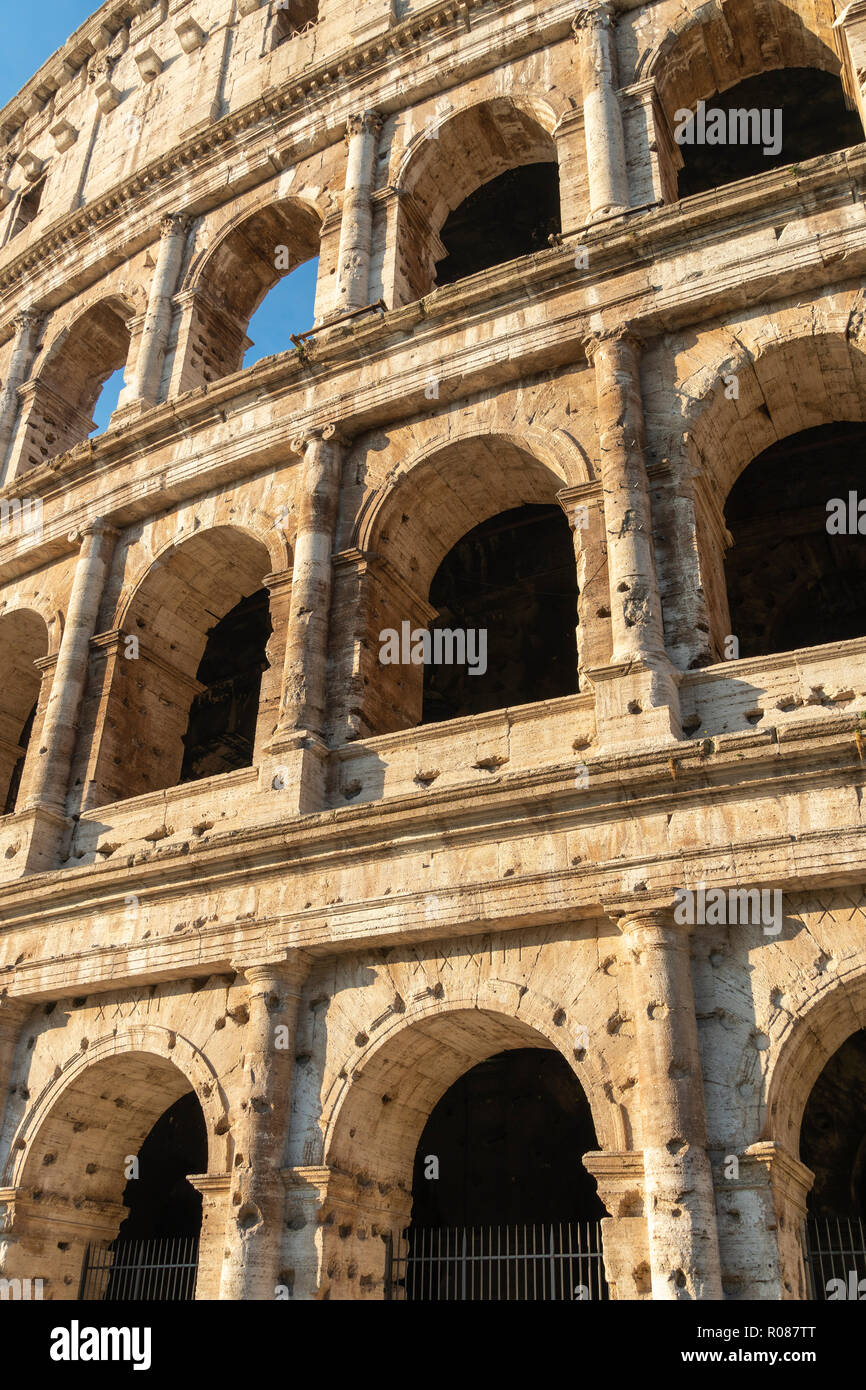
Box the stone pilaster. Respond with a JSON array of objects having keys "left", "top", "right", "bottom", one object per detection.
[
  {"left": 333, "top": 112, "right": 383, "bottom": 315},
  {"left": 0, "top": 996, "right": 30, "bottom": 1134},
  {"left": 0, "top": 309, "right": 42, "bottom": 484},
  {"left": 187, "top": 1172, "right": 232, "bottom": 1301},
  {"left": 573, "top": 3, "right": 630, "bottom": 220},
  {"left": 116, "top": 212, "right": 188, "bottom": 409},
  {"left": 616, "top": 906, "right": 723, "bottom": 1300},
  {"left": 266, "top": 426, "right": 345, "bottom": 812},
  {"left": 220, "top": 954, "right": 312, "bottom": 1301},
  {"left": 0, "top": 1188, "right": 127, "bottom": 1299},
  {"left": 583, "top": 327, "right": 681, "bottom": 741},
  {"left": 582, "top": 1150, "right": 651, "bottom": 1299},
  {"left": 23, "top": 519, "right": 118, "bottom": 819}
]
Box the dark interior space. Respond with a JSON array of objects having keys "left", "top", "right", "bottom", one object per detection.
[
  {"left": 434, "top": 163, "right": 561, "bottom": 286},
  {"left": 723, "top": 421, "right": 866, "bottom": 657},
  {"left": 410, "top": 1047, "right": 604, "bottom": 1228},
  {"left": 3, "top": 699, "right": 36, "bottom": 815},
  {"left": 8, "top": 178, "right": 45, "bottom": 241},
  {"left": 676, "top": 68, "right": 862, "bottom": 199},
  {"left": 801, "top": 1030, "right": 866, "bottom": 1220},
  {"left": 421, "top": 503, "right": 578, "bottom": 723},
  {"left": 116, "top": 1092, "right": 208, "bottom": 1241},
  {"left": 180, "top": 588, "right": 271, "bottom": 782}
]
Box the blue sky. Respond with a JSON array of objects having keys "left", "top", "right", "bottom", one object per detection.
[{"left": 4, "top": 5, "right": 320, "bottom": 431}]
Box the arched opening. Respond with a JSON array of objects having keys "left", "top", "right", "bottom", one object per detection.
[
  {"left": 243, "top": 257, "right": 319, "bottom": 369},
  {"left": 0, "top": 608, "right": 48, "bottom": 814},
  {"left": 86, "top": 1092, "right": 208, "bottom": 1300},
  {"left": 318, "top": 1004, "right": 610, "bottom": 1301},
  {"left": 800, "top": 1029, "right": 866, "bottom": 1299},
  {"left": 5, "top": 1045, "right": 215, "bottom": 1301},
  {"left": 645, "top": 0, "right": 862, "bottom": 207},
  {"left": 435, "top": 163, "right": 560, "bottom": 286},
  {"left": 394, "top": 100, "right": 560, "bottom": 304},
  {"left": 675, "top": 68, "right": 861, "bottom": 198},
  {"left": 90, "top": 527, "right": 273, "bottom": 806},
  {"left": 179, "top": 587, "right": 272, "bottom": 782},
  {"left": 358, "top": 436, "right": 577, "bottom": 737},
  {"left": 14, "top": 299, "right": 132, "bottom": 469},
  {"left": 399, "top": 1047, "right": 605, "bottom": 1300},
  {"left": 723, "top": 421, "right": 866, "bottom": 657},
  {"left": 421, "top": 503, "right": 578, "bottom": 723},
  {"left": 190, "top": 200, "right": 321, "bottom": 383},
  {"left": 91, "top": 365, "right": 127, "bottom": 435}
]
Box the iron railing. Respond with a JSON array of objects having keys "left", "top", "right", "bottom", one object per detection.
[
  {"left": 79, "top": 1235, "right": 200, "bottom": 1301},
  {"left": 386, "top": 1222, "right": 608, "bottom": 1301},
  {"left": 804, "top": 1216, "right": 866, "bottom": 1300}
]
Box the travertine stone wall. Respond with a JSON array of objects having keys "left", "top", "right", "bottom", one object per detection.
[{"left": 0, "top": 0, "right": 864, "bottom": 1303}]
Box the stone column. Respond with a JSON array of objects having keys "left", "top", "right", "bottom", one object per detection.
[
  {"left": 834, "top": 1, "right": 866, "bottom": 140},
  {"left": 274, "top": 425, "right": 345, "bottom": 743},
  {"left": 0, "top": 310, "right": 42, "bottom": 482},
  {"left": 618, "top": 907, "right": 723, "bottom": 1299},
  {"left": 0, "top": 996, "right": 30, "bottom": 1132},
  {"left": 584, "top": 329, "right": 666, "bottom": 666},
  {"left": 117, "top": 213, "right": 187, "bottom": 409},
  {"left": 220, "top": 953, "right": 312, "bottom": 1301},
  {"left": 187, "top": 1172, "right": 232, "bottom": 1301},
  {"left": 333, "top": 112, "right": 383, "bottom": 315},
  {"left": 573, "top": 3, "right": 630, "bottom": 220},
  {"left": 582, "top": 1150, "right": 651, "bottom": 1299},
  {"left": 24, "top": 518, "right": 117, "bottom": 817}
]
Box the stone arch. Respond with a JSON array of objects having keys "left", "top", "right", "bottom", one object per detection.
[
  {"left": 1, "top": 1026, "right": 227, "bottom": 1299},
  {"left": 763, "top": 967, "right": 866, "bottom": 1159},
  {"left": 639, "top": 0, "right": 856, "bottom": 202},
  {"left": 12, "top": 294, "right": 135, "bottom": 469},
  {"left": 181, "top": 196, "right": 323, "bottom": 381},
  {"left": 88, "top": 524, "right": 276, "bottom": 805},
  {"left": 678, "top": 323, "right": 866, "bottom": 659},
  {"left": 0, "top": 607, "right": 48, "bottom": 813},
  {"left": 4, "top": 1024, "right": 229, "bottom": 1191},
  {"left": 642, "top": 0, "right": 842, "bottom": 120},
  {"left": 355, "top": 427, "right": 586, "bottom": 592},
  {"left": 321, "top": 998, "right": 617, "bottom": 1194},
  {"left": 392, "top": 96, "right": 561, "bottom": 302},
  {"left": 344, "top": 429, "right": 589, "bottom": 733}
]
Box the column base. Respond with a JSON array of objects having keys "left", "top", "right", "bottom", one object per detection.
[
  {"left": 586, "top": 657, "right": 683, "bottom": 747},
  {"left": 261, "top": 732, "right": 329, "bottom": 815},
  {"left": 0, "top": 805, "right": 70, "bottom": 879}
]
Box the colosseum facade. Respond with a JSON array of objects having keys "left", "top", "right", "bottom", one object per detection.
[{"left": 0, "top": 0, "right": 864, "bottom": 1308}]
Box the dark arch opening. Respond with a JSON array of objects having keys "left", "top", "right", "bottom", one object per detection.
[
  {"left": 421, "top": 503, "right": 578, "bottom": 723},
  {"left": 723, "top": 421, "right": 866, "bottom": 657},
  {"left": 435, "top": 163, "right": 561, "bottom": 286},
  {"left": 4, "top": 699, "right": 37, "bottom": 814},
  {"left": 402, "top": 1048, "right": 605, "bottom": 1300},
  {"left": 801, "top": 1029, "right": 866, "bottom": 1299},
  {"left": 179, "top": 587, "right": 272, "bottom": 783},
  {"left": 676, "top": 68, "right": 862, "bottom": 199},
  {"left": 116, "top": 1092, "right": 208, "bottom": 1242}
]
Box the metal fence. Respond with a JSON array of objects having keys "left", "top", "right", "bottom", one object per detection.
[
  {"left": 79, "top": 1235, "right": 200, "bottom": 1301},
  {"left": 804, "top": 1216, "right": 866, "bottom": 1300},
  {"left": 386, "top": 1222, "right": 608, "bottom": 1301}
]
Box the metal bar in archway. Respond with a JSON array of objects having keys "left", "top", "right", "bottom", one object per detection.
[
  {"left": 803, "top": 1216, "right": 866, "bottom": 1300},
  {"left": 386, "top": 1222, "right": 609, "bottom": 1301},
  {"left": 79, "top": 1236, "right": 200, "bottom": 1301}
]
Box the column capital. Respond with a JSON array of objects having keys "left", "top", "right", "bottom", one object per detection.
[
  {"left": 237, "top": 952, "right": 314, "bottom": 993},
  {"left": 582, "top": 324, "right": 643, "bottom": 362},
  {"left": 289, "top": 422, "right": 350, "bottom": 454},
  {"left": 573, "top": 2, "right": 617, "bottom": 35},
  {"left": 10, "top": 308, "right": 43, "bottom": 337},
  {"left": 345, "top": 110, "right": 384, "bottom": 142},
  {"left": 159, "top": 211, "right": 188, "bottom": 238},
  {"left": 67, "top": 516, "right": 119, "bottom": 547},
  {"left": 603, "top": 901, "right": 689, "bottom": 942}
]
